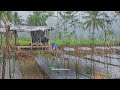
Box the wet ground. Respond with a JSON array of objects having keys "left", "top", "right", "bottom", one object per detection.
[
  {"left": 18, "top": 58, "right": 49, "bottom": 79},
  {"left": 0, "top": 46, "right": 120, "bottom": 79},
  {"left": 34, "top": 46, "right": 120, "bottom": 79},
  {"left": 0, "top": 50, "right": 50, "bottom": 79}
]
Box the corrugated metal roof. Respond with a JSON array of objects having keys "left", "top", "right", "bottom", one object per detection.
[{"left": 0, "top": 22, "right": 53, "bottom": 32}]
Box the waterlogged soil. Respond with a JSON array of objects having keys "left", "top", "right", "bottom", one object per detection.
[
  {"left": 14, "top": 46, "right": 120, "bottom": 79},
  {"left": 16, "top": 50, "right": 50, "bottom": 79},
  {"left": 18, "top": 58, "right": 50, "bottom": 79},
  {"left": 63, "top": 46, "right": 118, "bottom": 57}
]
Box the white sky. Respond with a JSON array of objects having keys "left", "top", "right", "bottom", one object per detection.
[
  {"left": 17, "top": 11, "right": 32, "bottom": 20},
  {"left": 17, "top": 11, "right": 57, "bottom": 27},
  {"left": 17, "top": 11, "right": 117, "bottom": 28}
]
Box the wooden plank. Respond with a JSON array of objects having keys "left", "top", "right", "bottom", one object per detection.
[{"left": 17, "top": 45, "right": 51, "bottom": 49}]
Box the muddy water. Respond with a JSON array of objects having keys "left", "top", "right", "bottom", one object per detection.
[
  {"left": 1, "top": 46, "right": 118, "bottom": 79},
  {"left": 35, "top": 52, "right": 98, "bottom": 79},
  {"left": 35, "top": 46, "right": 120, "bottom": 79},
  {"left": 35, "top": 56, "right": 90, "bottom": 79}
]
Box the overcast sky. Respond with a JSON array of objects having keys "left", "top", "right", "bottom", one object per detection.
[
  {"left": 17, "top": 11, "right": 31, "bottom": 20},
  {"left": 17, "top": 11, "right": 58, "bottom": 27},
  {"left": 17, "top": 11, "right": 118, "bottom": 28}
]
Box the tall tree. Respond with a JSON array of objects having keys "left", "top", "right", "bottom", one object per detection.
[
  {"left": 102, "top": 12, "right": 116, "bottom": 45},
  {"left": 83, "top": 11, "right": 105, "bottom": 49},
  {"left": 1, "top": 11, "right": 23, "bottom": 25},
  {"left": 27, "top": 11, "right": 54, "bottom": 26},
  {"left": 0, "top": 12, "right": 11, "bottom": 79},
  {"left": 13, "top": 12, "right": 23, "bottom": 25},
  {"left": 58, "top": 11, "right": 77, "bottom": 39},
  {"left": 3, "top": 11, "right": 13, "bottom": 22},
  {"left": 82, "top": 11, "right": 106, "bottom": 78}
]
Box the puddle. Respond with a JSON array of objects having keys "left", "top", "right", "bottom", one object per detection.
[
  {"left": 63, "top": 47, "right": 76, "bottom": 51},
  {"left": 106, "top": 54, "right": 120, "bottom": 59},
  {"left": 37, "top": 53, "right": 104, "bottom": 79},
  {"left": 78, "top": 47, "right": 92, "bottom": 50},
  {"left": 84, "top": 55, "right": 120, "bottom": 66},
  {"left": 111, "top": 46, "right": 120, "bottom": 50},
  {"left": 34, "top": 50, "right": 120, "bottom": 79},
  {"left": 35, "top": 54, "right": 93, "bottom": 79},
  {"left": 95, "top": 46, "right": 111, "bottom": 50}
]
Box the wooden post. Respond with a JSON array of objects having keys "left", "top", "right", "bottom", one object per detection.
[
  {"left": 7, "top": 25, "right": 11, "bottom": 79},
  {"left": 46, "top": 30, "right": 50, "bottom": 39},
  {"left": 2, "top": 25, "right": 11, "bottom": 79},
  {"left": 14, "top": 31, "right": 17, "bottom": 46},
  {"left": 2, "top": 48, "right": 6, "bottom": 79},
  {"left": 0, "top": 33, "right": 2, "bottom": 49},
  {"left": 30, "top": 31, "right": 33, "bottom": 50}
]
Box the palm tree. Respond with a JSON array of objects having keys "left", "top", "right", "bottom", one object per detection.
[
  {"left": 83, "top": 11, "right": 105, "bottom": 49},
  {"left": 82, "top": 11, "right": 106, "bottom": 79}
]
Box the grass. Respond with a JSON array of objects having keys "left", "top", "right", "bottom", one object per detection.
[
  {"left": 1, "top": 37, "right": 31, "bottom": 46},
  {"left": 0, "top": 37, "right": 120, "bottom": 46},
  {"left": 18, "top": 58, "right": 49, "bottom": 79},
  {"left": 17, "top": 38, "right": 31, "bottom": 46},
  {"left": 50, "top": 39, "right": 120, "bottom": 46}
]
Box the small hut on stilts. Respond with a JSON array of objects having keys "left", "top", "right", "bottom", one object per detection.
[{"left": 0, "top": 20, "right": 54, "bottom": 50}]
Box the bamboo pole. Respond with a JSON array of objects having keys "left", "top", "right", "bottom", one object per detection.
[{"left": 1, "top": 15, "right": 11, "bottom": 79}]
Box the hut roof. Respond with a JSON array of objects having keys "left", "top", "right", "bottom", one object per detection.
[
  {"left": 0, "top": 20, "right": 54, "bottom": 33},
  {"left": 18, "top": 26, "right": 52, "bottom": 32}
]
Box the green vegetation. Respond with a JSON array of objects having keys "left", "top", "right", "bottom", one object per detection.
[
  {"left": 1, "top": 37, "right": 31, "bottom": 46},
  {"left": 50, "top": 39, "right": 120, "bottom": 46},
  {"left": 17, "top": 38, "right": 31, "bottom": 46},
  {"left": 0, "top": 11, "right": 23, "bottom": 25},
  {"left": 27, "top": 11, "right": 54, "bottom": 26},
  {"left": 1, "top": 38, "right": 120, "bottom": 46},
  {"left": 0, "top": 36, "right": 119, "bottom": 46}
]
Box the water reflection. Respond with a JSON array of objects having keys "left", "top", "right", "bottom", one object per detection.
[{"left": 35, "top": 50, "right": 120, "bottom": 79}]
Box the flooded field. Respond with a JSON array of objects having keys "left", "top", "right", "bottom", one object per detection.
[
  {"left": 0, "top": 45, "right": 119, "bottom": 79},
  {"left": 1, "top": 11, "right": 120, "bottom": 79},
  {"left": 33, "top": 46, "right": 120, "bottom": 79}
]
